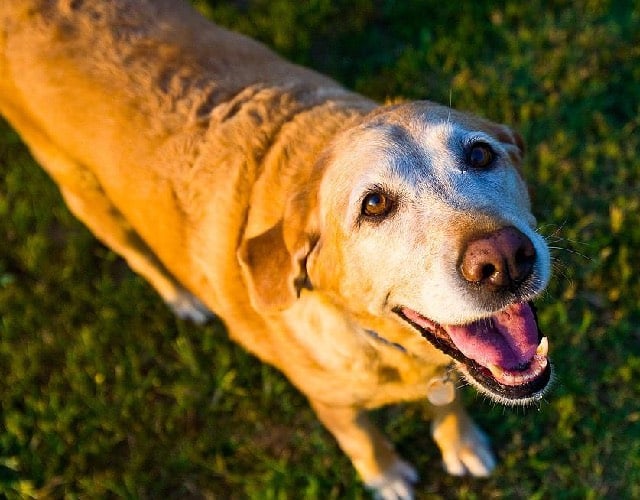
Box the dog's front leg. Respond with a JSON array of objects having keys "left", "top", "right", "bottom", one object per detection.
[
  {"left": 429, "top": 394, "right": 496, "bottom": 477},
  {"left": 310, "top": 400, "right": 418, "bottom": 499}
]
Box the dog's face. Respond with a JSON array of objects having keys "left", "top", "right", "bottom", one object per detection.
[
  {"left": 308, "top": 102, "right": 552, "bottom": 404},
  {"left": 239, "top": 101, "right": 552, "bottom": 405}
]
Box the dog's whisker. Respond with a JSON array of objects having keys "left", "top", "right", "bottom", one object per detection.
[
  {"left": 551, "top": 263, "right": 573, "bottom": 283},
  {"left": 545, "top": 234, "right": 592, "bottom": 248},
  {"left": 537, "top": 219, "right": 570, "bottom": 239},
  {"left": 548, "top": 245, "right": 592, "bottom": 261}
]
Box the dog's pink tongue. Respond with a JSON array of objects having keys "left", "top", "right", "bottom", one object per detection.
[{"left": 445, "top": 303, "right": 539, "bottom": 370}]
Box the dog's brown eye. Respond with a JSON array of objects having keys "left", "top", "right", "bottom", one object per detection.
[
  {"left": 362, "top": 191, "right": 391, "bottom": 217},
  {"left": 467, "top": 142, "right": 494, "bottom": 169}
]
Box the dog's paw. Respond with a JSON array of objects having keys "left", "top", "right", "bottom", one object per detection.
[
  {"left": 167, "top": 289, "right": 215, "bottom": 324},
  {"left": 436, "top": 418, "right": 496, "bottom": 477},
  {"left": 365, "top": 459, "right": 418, "bottom": 500}
]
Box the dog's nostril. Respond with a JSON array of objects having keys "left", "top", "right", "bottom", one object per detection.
[
  {"left": 515, "top": 245, "right": 535, "bottom": 265},
  {"left": 513, "top": 240, "right": 535, "bottom": 283},
  {"left": 481, "top": 264, "right": 496, "bottom": 281}
]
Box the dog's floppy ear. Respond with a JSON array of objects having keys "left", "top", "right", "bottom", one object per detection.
[
  {"left": 237, "top": 119, "right": 338, "bottom": 312},
  {"left": 238, "top": 217, "right": 316, "bottom": 312},
  {"left": 237, "top": 176, "right": 320, "bottom": 312}
]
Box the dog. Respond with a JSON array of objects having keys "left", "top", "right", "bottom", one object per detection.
[{"left": 0, "top": 1, "right": 553, "bottom": 497}]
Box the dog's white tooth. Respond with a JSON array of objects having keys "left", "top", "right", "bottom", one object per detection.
[
  {"left": 487, "top": 364, "right": 505, "bottom": 379},
  {"left": 538, "top": 356, "right": 548, "bottom": 370},
  {"left": 536, "top": 336, "right": 549, "bottom": 357}
]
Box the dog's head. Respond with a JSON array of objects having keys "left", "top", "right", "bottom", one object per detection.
[{"left": 239, "top": 101, "right": 552, "bottom": 405}]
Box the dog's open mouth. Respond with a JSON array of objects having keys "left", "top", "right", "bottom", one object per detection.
[{"left": 395, "top": 302, "right": 552, "bottom": 405}]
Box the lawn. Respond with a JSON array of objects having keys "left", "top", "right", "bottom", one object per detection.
[{"left": 1, "top": 0, "right": 639, "bottom": 498}]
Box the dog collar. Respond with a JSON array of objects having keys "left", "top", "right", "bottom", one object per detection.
[
  {"left": 364, "top": 329, "right": 407, "bottom": 353},
  {"left": 364, "top": 329, "right": 456, "bottom": 405}
]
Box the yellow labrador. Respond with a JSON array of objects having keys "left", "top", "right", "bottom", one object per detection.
[{"left": 0, "top": 1, "right": 552, "bottom": 497}]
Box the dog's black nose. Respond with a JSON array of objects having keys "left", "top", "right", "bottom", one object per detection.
[{"left": 460, "top": 227, "right": 535, "bottom": 291}]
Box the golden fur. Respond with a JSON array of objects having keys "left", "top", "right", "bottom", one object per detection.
[{"left": 0, "top": 1, "right": 552, "bottom": 497}]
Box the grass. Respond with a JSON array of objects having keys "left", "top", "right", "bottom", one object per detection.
[{"left": 1, "top": 0, "right": 639, "bottom": 497}]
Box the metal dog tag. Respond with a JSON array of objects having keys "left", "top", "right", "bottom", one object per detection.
[{"left": 426, "top": 376, "right": 455, "bottom": 406}]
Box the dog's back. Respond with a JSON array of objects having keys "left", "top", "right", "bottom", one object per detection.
[{"left": 0, "top": 0, "right": 373, "bottom": 321}]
